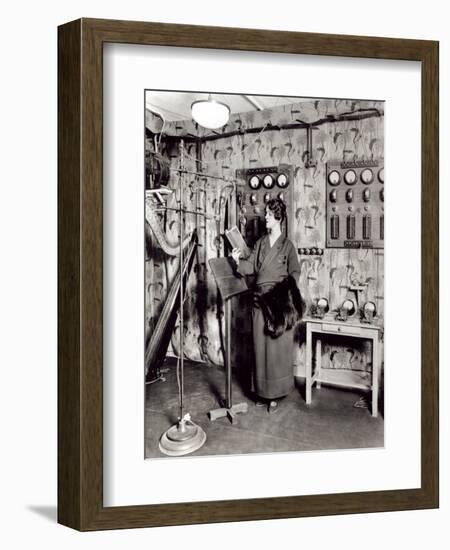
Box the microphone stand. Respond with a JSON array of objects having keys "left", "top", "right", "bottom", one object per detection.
[{"left": 159, "top": 140, "right": 207, "bottom": 456}]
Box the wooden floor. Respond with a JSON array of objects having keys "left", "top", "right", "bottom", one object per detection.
[{"left": 145, "top": 358, "right": 384, "bottom": 459}]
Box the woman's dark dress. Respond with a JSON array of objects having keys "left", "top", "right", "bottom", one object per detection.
[{"left": 236, "top": 234, "right": 301, "bottom": 399}]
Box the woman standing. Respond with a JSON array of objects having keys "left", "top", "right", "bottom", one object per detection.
[{"left": 231, "top": 198, "right": 301, "bottom": 413}]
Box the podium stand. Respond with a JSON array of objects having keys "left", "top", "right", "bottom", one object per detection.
[{"left": 208, "top": 257, "right": 249, "bottom": 424}]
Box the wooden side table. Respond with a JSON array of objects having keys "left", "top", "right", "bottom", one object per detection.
[{"left": 304, "top": 317, "right": 382, "bottom": 417}]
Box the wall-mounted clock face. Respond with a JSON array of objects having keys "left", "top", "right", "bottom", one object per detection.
[
  {"left": 344, "top": 169, "right": 357, "bottom": 185},
  {"left": 328, "top": 170, "right": 341, "bottom": 186},
  {"left": 378, "top": 168, "right": 384, "bottom": 183},
  {"left": 276, "top": 173, "right": 289, "bottom": 188},
  {"left": 262, "top": 174, "right": 275, "bottom": 189},
  {"left": 361, "top": 168, "right": 374, "bottom": 184},
  {"left": 248, "top": 175, "right": 260, "bottom": 189}
]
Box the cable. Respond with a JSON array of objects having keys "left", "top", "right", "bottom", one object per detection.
[
  {"left": 145, "top": 374, "right": 166, "bottom": 385},
  {"left": 146, "top": 107, "right": 167, "bottom": 153}
]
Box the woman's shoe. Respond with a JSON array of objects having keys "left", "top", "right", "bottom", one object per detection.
[{"left": 268, "top": 400, "right": 278, "bottom": 414}]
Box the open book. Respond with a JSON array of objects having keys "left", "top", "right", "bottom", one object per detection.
[{"left": 224, "top": 226, "right": 250, "bottom": 258}]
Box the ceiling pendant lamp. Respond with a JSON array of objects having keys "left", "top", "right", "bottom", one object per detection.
[{"left": 191, "top": 94, "right": 230, "bottom": 129}]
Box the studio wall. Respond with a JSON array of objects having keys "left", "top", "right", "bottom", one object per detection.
[{"left": 145, "top": 97, "right": 384, "bottom": 377}]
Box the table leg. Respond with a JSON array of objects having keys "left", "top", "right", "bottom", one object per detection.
[
  {"left": 306, "top": 323, "right": 312, "bottom": 404},
  {"left": 316, "top": 337, "right": 322, "bottom": 389},
  {"left": 372, "top": 334, "right": 379, "bottom": 418}
]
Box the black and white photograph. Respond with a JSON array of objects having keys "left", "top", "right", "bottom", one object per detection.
[
  {"left": 3, "top": 0, "right": 443, "bottom": 544},
  {"left": 144, "top": 90, "right": 385, "bottom": 458}
]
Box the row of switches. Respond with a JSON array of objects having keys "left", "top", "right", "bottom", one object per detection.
[
  {"left": 330, "top": 189, "right": 384, "bottom": 203},
  {"left": 330, "top": 215, "right": 384, "bottom": 240}
]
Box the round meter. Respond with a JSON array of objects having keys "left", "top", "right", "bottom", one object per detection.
[
  {"left": 262, "top": 174, "right": 275, "bottom": 189},
  {"left": 378, "top": 168, "right": 384, "bottom": 183},
  {"left": 361, "top": 168, "right": 374, "bottom": 184},
  {"left": 248, "top": 175, "right": 260, "bottom": 189},
  {"left": 276, "top": 173, "right": 289, "bottom": 188},
  {"left": 344, "top": 169, "right": 357, "bottom": 185},
  {"left": 328, "top": 170, "right": 341, "bottom": 186}
]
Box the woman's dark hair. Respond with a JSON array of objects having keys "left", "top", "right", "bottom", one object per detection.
[{"left": 266, "top": 197, "right": 286, "bottom": 222}]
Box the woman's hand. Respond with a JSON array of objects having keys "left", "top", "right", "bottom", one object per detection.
[{"left": 231, "top": 247, "right": 241, "bottom": 264}]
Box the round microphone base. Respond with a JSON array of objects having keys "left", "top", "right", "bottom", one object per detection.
[{"left": 159, "top": 416, "right": 206, "bottom": 457}]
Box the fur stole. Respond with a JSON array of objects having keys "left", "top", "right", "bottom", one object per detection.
[{"left": 256, "top": 276, "right": 304, "bottom": 338}]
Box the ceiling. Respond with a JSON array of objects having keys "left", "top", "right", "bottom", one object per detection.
[{"left": 145, "top": 91, "right": 313, "bottom": 122}]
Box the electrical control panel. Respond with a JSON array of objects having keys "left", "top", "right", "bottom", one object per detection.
[
  {"left": 235, "top": 164, "right": 294, "bottom": 248},
  {"left": 326, "top": 160, "right": 384, "bottom": 249}
]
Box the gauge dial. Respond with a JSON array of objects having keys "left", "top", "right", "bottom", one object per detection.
[
  {"left": 328, "top": 170, "right": 341, "bottom": 186},
  {"left": 344, "top": 169, "right": 357, "bottom": 185},
  {"left": 276, "top": 173, "right": 289, "bottom": 188},
  {"left": 361, "top": 168, "right": 374, "bottom": 184},
  {"left": 263, "top": 174, "right": 275, "bottom": 189},
  {"left": 378, "top": 168, "right": 384, "bottom": 183},
  {"left": 248, "top": 175, "right": 260, "bottom": 189}
]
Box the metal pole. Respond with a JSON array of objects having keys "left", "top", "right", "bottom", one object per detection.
[
  {"left": 225, "top": 298, "right": 232, "bottom": 409},
  {"left": 156, "top": 206, "right": 215, "bottom": 219},
  {"left": 179, "top": 141, "right": 184, "bottom": 421},
  {"left": 170, "top": 167, "right": 238, "bottom": 183}
]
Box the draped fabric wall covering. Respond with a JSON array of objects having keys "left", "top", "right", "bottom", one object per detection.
[{"left": 145, "top": 98, "right": 384, "bottom": 376}]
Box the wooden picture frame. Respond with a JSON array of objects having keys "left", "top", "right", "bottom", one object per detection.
[{"left": 58, "top": 18, "right": 439, "bottom": 531}]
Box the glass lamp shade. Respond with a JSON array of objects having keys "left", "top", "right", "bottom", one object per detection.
[
  {"left": 191, "top": 97, "right": 230, "bottom": 129},
  {"left": 362, "top": 301, "right": 377, "bottom": 322},
  {"left": 342, "top": 299, "right": 356, "bottom": 315},
  {"left": 313, "top": 297, "right": 329, "bottom": 318},
  {"left": 336, "top": 298, "right": 356, "bottom": 321}
]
